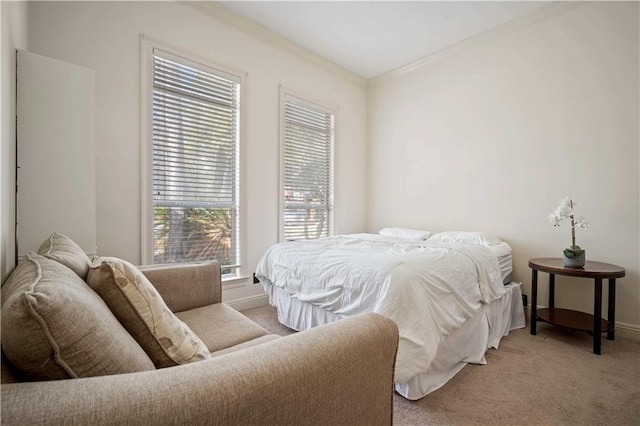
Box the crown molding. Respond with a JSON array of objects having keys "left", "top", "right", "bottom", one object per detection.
[
  {"left": 369, "top": 2, "right": 583, "bottom": 88},
  {"left": 180, "top": 1, "right": 367, "bottom": 88},
  {"left": 182, "top": 1, "right": 585, "bottom": 89}
]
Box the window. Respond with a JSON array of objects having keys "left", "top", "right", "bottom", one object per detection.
[
  {"left": 149, "top": 48, "right": 241, "bottom": 275},
  {"left": 281, "top": 92, "right": 334, "bottom": 241}
]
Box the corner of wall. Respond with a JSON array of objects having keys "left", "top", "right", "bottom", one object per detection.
[{"left": 1, "top": 0, "right": 28, "bottom": 282}]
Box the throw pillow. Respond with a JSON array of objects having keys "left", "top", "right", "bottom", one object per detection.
[
  {"left": 38, "top": 232, "right": 92, "bottom": 280},
  {"left": 87, "top": 257, "right": 211, "bottom": 368},
  {"left": 379, "top": 227, "right": 432, "bottom": 240},
  {"left": 428, "top": 231, "right": 502, "bottom": 246},
  {"left": 1, "top": 253, "right": 155, "bottom": 381}
]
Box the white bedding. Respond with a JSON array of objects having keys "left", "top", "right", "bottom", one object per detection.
[
  {"left": 267, "top": 281, "right": 525, "bottom": 399},
  {"left": 256, "top": 233, "right": 509, "bottom": 384},
  {"left": 487, "top": 242, "right": 513, "bottom": 284}
]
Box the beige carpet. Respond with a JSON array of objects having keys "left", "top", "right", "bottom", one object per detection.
[{"left": 242, "top": 305, "right": 640, "bottom": 425}]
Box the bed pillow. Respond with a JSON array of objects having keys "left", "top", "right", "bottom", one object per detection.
[
  {"left": 87, "top": 257, "right": 211, "bottom": 368},
  {"left": 428, "top": 231, "right": 502, "bottom": 246},
  {"left": 1, "top": 253, "right": 155, "bottom": 381},
  {"left": 38, "top": 232, "right": 92, "bottom": 280},
  {"left": 379, "top": 227, "right": 432, "bottom": 240}
]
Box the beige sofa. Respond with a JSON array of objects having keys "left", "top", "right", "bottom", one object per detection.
[{"left": 1, "top": 236, "right": 399, "bottom": 425}]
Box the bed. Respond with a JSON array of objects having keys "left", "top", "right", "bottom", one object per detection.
[{"left": 255, "top": 230, "right": 526, "bottom": 400}]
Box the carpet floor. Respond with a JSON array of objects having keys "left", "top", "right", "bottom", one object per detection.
[{"left": 242, "top": 305, "right": 640, "bottom": 425}]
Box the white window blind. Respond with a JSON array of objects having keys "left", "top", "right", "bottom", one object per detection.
[
  {"left": 151, "top": 48, "right": 240, "bottom": 273},
  {"left": 282, "top": 94, "right": 334, "bottom": 241}
]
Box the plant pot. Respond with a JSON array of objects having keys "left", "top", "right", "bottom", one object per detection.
[{"left": 563, "top": 252, "right": 585, "bottom": 268}]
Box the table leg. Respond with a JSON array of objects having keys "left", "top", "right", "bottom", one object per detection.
[
  {"left": 607, "top": 279, "right": 616, "bottom": 340},
  {"left": 548, "top": 273, "right": 555, "bottom": 309},
  {"left": 593, "top": 278, "right": 602, "bottom": 355},
  {"left": 531, "top": 269, "right": 538, "bottom": 335}
]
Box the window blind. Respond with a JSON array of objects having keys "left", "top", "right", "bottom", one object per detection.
[
  {"left": 282, "top": 95, "right": 334, "bottom": 241},
  {"left": 152, "top": 49, "right": 240, "bottom": 272}
]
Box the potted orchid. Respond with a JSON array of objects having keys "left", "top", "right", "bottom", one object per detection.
[{"left": 548, "top": 197, "right": 589, "bottom": 268}]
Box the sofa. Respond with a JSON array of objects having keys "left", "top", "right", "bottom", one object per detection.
[{"left": 1, "top": 234, "right": 399, "bottom": 425}]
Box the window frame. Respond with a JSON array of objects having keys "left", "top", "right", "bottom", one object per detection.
[
  {"left": 141, "top": 35, "right": 247, "bottom": 284},
  {"left": 278, "top": 87, "right": 336, "bottom": 242}
]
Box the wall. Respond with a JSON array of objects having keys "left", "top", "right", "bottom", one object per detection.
[
  {"left": 367, "top": 2, "right": 640, "bottom": 333},
  {"left": 16, "top": 50, "right": 96, "bottom": 258},
  {"left": 23, "top": 1, "right": 368, "bottom": 303},
  {"left": 1, "top": 1, "right": 27, "bottom": 282},
  {"left": 10, "top": 1, "right": 639, "bottom": 331}
]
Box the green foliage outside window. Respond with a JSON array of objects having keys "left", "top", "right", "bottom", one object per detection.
[{"left": 153, "top": 206, "right": 232, "bottom": 267}]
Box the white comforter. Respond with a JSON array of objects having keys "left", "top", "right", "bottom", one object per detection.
[{"left": 255, "top": 233, "right": 506, "bottom": 383}]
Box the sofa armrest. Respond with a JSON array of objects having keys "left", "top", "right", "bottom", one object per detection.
[
  {"left": 1, "top": 312, "right": 399, "bottom": 426},
  {"left": 139, "top": 261, "right": 221, "bottom": 312}
]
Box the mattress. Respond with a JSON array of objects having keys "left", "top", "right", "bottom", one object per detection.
[{"left": 487, "top": 242, "right": 513, "bottom": 284}]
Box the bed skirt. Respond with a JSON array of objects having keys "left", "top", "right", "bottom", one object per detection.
[{"left": 267, "top": 282, "right": 526, "bottom": 400}]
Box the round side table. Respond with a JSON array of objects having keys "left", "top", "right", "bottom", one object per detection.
[{"left": 528, "top": 257, "right": 625, "bottom": 355}]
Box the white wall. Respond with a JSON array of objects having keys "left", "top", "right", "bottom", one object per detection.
[
  {"left": 1, "top": 1, "right": 27, "bottom": 282},
  {"left": 23, "top": 1, "right": 368, "bottom": 302},
  {"left": 16, "top": 50, "right": 96, "bottom": 258},
  {"left": 9, "top": 1, "right": 638, "bottom": 331},
  {"left": 368, "top": 2, "right": 640, "bottom": 331}
]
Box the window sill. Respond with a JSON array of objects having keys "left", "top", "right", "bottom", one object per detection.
[{"left": 222, "top": 275, "right": 250, "bottom": 289}]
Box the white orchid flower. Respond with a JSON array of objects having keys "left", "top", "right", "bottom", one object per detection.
[
  {"left": 548, "top": 213, "right": 561, "bottom": 226},
  {"left": 574, "top": 216, "right": 589, "bottom": 229},
  {"left": 549, "top": 197, "right": 588, "bottom": 249}
]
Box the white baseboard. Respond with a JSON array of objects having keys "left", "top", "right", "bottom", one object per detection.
[
  {"left": 616, "top": 321, "right": 640, "bottom": 341},
  {"left": 225, "top": 293, "right": 269, "bottom": 312},
  {"left": 525, "top": 306, "right": 640, "bottom": 342}
]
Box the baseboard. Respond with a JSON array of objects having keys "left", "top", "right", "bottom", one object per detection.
[
  {"left": 525, "top": 306, "right": 640, "bottom": 342},
  {"left": 226, "top": 293, "right": 269, "bottom": 312},
  {"left": 616, "top": 322, "right": 640, "bottom": 341}
]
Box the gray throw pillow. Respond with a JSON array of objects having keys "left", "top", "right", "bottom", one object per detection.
[
  {"left": 1, "top": 253, "right": 155, "bottom": 381},
  {"left": 38, "top": 232, "right": 92, "bottom": 280}
]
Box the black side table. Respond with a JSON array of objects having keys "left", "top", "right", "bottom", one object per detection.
[{"left": 529, "top": 257, "right": 625, "bottom": 355}]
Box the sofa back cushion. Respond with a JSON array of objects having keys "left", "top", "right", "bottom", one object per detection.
[
  {"left": 87, "top": 257, "right": 211, "bottom": 368},
  {"left": 1, "top": 253, "right": 155, "bottom": 381},
  {"left": 38, "top": 232, "right": 92, "bottom": 280}
]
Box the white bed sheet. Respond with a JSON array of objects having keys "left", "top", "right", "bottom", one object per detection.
[
  {"left": 267, "top": 282, "right": 525, "bottom": 399},
  {"left": 487, "top": 242, "right": 513, "bottom": 284},
  {"left": 256, "top": 233, "right": 511, "bottom": 384},
  {"left": 395, "top": 281, "right": 525, "bottom": 399}
]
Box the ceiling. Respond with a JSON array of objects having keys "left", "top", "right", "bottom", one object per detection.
[{"left": 220, "top": 1, "right": 549, "bottom": 80}]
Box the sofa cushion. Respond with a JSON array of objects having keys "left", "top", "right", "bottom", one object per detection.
[
  {"left": 1, "top": 253, "right": 155, "bottom": 381},
  {"left": 38, "top": 232, "right": 92, "bottom": 280},
  {"left": 176, "top": 303, "right": 270, "bottom": 353},
  {"left": 87, "top": 257, "right": 210, "bottom": 368},
  {"left": 211, "top": 334, "right": 281, "bottom": 358}
]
